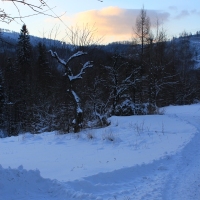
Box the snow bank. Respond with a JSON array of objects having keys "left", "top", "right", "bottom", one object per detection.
[{"left": 0, "top": 165, "right": 71, "bottom": 200}]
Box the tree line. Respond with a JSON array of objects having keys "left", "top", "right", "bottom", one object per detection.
[{"left": 0, "top": 8, "right": 200, "bottom": 137}]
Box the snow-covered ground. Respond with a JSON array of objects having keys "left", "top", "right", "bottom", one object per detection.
[{"left": 0, "top": 104, "right": 200, "bottom": 200}]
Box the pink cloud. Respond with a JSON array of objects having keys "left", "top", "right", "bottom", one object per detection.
[{"left": 71, "top": 7, "right": 170, "bottom": 43}]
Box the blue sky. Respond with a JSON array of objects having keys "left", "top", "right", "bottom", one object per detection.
[{"left": 1, "top": 0, "right": 199, "bottom": 43}]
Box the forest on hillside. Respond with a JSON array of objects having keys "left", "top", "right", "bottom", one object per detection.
[{"left": 0, "top": 8, "right": 200, "bottom": 137}]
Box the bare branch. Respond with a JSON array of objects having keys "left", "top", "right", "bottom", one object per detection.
[
  {"left": 69, "top": 61, "right": 93, "bottom": 81},
  {"left": 0, "top": 0, "right": 60, "bottom": 23},
  {"left": 0, "top": 8, "right": 14, "bottom": 23},
  {"left": 66, "top": 51, "right": 87, "bottom": 65},
  {"left": 66, "top": 24, "right": 103, "bottom": 48},
  {"left": 48, "top": 50, "right": 67, "bottom": 66},
  {"left": 48, "top": 50, "right": 92, "bottom": 81},
  {"left": 2, "top": 0, "right": 44, "bottom": 10}
]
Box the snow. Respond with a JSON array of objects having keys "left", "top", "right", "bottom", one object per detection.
[
  {"left": 68, "top": 61, "right": 93, "bottom": 81},
  {"left": 0, "top": 104, "right": 200, "bottom": 199},
  {"left": 66, "top": 51, "right": 87, "bottom": 64},
  {"left": 49, "top": 50, "right": 67, "bottom": 66}
]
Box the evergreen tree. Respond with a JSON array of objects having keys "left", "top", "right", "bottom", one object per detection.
[
  {"left": 36, "top": 42, "right": 51, "bottom": 90},
  {"left": 16, "top": 24, "right": 33, "bottom": 132},
  {"left": 17, "top": 24, "right": 31, "bottom": 66},
  {"left": 2, "top": 58, "right": 21, "bottom": 136}
]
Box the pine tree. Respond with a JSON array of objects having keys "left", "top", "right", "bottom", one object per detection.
[
  {"left": 36, "top": 42, "right": 51, "bottom": 90},
  {"left": 17, "top": 24, "right": 32, "bottom": 90},
  {"left": 16, "top": 24, "right": 33, "bottom": 132},
  {"left": 3, "top": 58, "right": 20, "bottom": 136},
  {"left": 17, "top": 24, "right": 31, "bottom": 66}
]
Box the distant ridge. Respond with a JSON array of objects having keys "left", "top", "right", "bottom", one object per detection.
[{"left": 0, "top": 28, "right": 66, "bottom": 47}]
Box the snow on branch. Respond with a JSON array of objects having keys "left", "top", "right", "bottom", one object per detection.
[
  {"left": 71, "top": 90, "right": 80, "bottom": 104},
  {"left": 69, "top": 61, "right": 93, "bottom": 81},
  {"left": 66, "top": 51, "right": 87, "bottom": 65},
  {"left": 49, "top": 50, "right": 88, "bottom": 69},
  {"left": 49, "top": 49, "right": 93, "bottom": 81},
  {"left": 71, "top": 90, "right": 82, "bottom": 113},
  {"left": 122, "top": 73, "right": 133, "bottom": 85},
  {"left": 49, "top": 50, "right": 66, "bottom": 66}
]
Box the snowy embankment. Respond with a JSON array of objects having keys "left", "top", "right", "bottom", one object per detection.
[{"left": 0, "top": 104, "right": 200, "bottom": 199}]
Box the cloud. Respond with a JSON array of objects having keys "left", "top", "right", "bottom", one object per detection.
[
  {"left": 190, "top": 9, "right": 200, "bottom": 16},
  {"left": 70, "top": 7, "right": 170, "bottom": 43},
  {"left": 174, "top": 10, "right": 190, "bottom": 19},
  {"left": 168, "top": 6, "right": 177, "bottom": 11}
]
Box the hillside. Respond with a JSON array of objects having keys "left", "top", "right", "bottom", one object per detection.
[{"left": 0, "top": 28, "right": 65, "bottom": 47}]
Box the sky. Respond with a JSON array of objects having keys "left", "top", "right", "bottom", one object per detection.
[{"left": 0, "top": 0, "right": 199, "bottom": 44}]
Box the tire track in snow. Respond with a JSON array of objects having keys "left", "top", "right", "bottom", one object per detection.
[
  {"left": 163, "top": 114, "right": 200, "bottom": 200},
  {"left": 65, "top": 157, "right": 174, "bottom": 200}
]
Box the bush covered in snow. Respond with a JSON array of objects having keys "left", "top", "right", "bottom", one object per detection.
[{"left": 115, "top": 100, "right": 156, "bottom": 116}]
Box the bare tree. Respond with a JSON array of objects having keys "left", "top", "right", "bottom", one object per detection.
[
  {"left": 65, "top": 24, "right": 102, "bottom": 50},
  {"left": 135, "top": 6, "right": 151, "bottom": 57},
  {"left": 105, "top": 54, "right": 140, "bottom": 115},
  {"left": 132, "top": 6, "right": 151, "bottom": 103},
  {"left": 49, "top": 50, "right": 93, "bottom": 133},
  {"left": 85, "top": 76, "right": 110, "bottom": 127}
]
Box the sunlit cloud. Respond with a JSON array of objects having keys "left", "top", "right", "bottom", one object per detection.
[
  {"left": 44, "top": 6, "right": 170, "bottom": 43},
  {"left": 67, "top": 7, "right": 170, "bottom": 43}
]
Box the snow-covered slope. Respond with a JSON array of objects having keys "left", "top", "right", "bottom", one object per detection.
[{"left": 0, "top": 104, "right": 200, "bottom": 199}]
